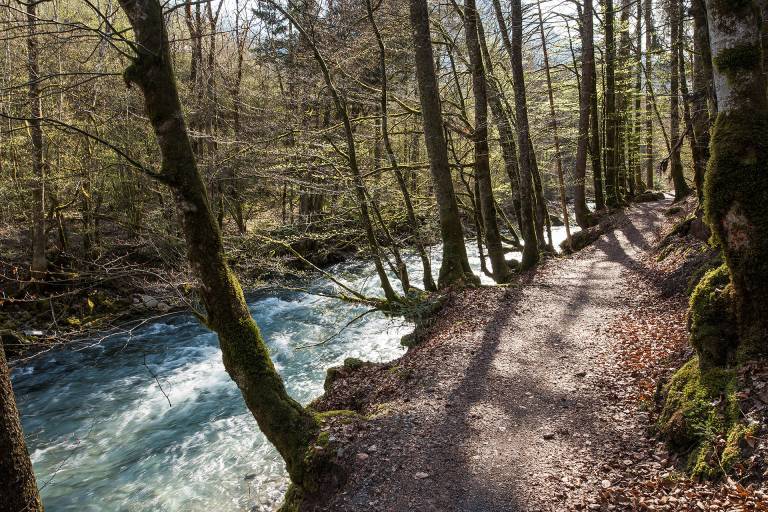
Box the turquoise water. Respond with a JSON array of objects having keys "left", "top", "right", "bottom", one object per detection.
[{"left": 13, "top": 225, "right": 573, "bottom": 511}]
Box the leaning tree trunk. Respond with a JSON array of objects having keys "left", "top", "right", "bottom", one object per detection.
[
  {"left": 574, "top": 0, "right": 595, "bottom": 227},
  {"left": 702, "top": 0, "right": 768, "bottom": 361},
  {"left": 116, "top": 0, "right": 319, "bottom": 491},
  {"left": 409, "top": 0, "right": 477, "bottom": 287},
  {"left": 0, "top": 344, "right": 44, "bottom": 512},
  {"left": 669, "top": 0, "right": 691, "bottom": 202},
  {"left": 465, "top": 0, "right": 510, "bottom": 283}
]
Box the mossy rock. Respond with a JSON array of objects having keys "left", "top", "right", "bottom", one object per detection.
[{"left": 657, "top": 356, "right": 746, "bottom": 477}]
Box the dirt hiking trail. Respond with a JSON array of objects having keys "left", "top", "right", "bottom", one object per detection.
[{"left": 313, "top": 199, "right": 677, "bottom": 511}]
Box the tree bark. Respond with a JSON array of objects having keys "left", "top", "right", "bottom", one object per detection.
[
  {"left": 0, "top": 344, "right": 43, "bottom": 512},
  {"left": 669, "top": 0, "right": 691, "bottom": 201},
  {"left": 365, "top": 0, "right": 435, "bottom": 291},
  {"left": 116, "top": 0, "right": 319, "bottom": 490},
  {"left": 26, "top": 0, "right": 47, "bottom": 278},
  {"left": 537, "top": 0, "right": 573, "bottom": 241},
  {"left": 691, "top": 0, "right": 713, "bottom": 202},
  {"left": 575, "top": 0, "right": 596, "bottom": 226},
  {"left": 497, "top": 0, "right": 539, "bottom": 268},
  {"left": 409, "top": 0, "right": 477, "bottom": 287},
  {"left": 703, "top": 0, "right": 768, "bottom": 360},
  {"left": 465, "top": 0, "right": 510, "bottom": 283},
  {"left": 477, "top": 19, "right": 522, "bottom": 244},
  {"left": 644, "top": 0, "right": 654, "bottom": 189},
  {"left": 604, "top": 0, "right": 620, "bottom": 207}
]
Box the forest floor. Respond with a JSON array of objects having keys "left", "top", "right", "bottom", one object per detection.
[{"left": 311, "top": 198, "right": 768, "bottom": 511}]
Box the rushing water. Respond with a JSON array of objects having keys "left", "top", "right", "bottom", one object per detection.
[{"left": 13, "top": 224, "right": 574, "bottom": 511}]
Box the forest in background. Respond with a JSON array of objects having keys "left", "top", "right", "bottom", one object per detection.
[{"left": 0, "top": 0, "right": 694, "bottom": 344}]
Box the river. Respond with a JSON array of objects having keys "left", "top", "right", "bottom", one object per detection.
[{"left": 13, "top": 225, "right": 574, "bottom": 511}]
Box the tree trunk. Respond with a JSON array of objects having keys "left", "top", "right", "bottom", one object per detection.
[
  {"left": 409, "top": 0, "right": 477, "bottom": 287},
  {"left": 575, "top": 0, "right": 595, "bottom": 226},
  {"left": 465, "top": 0, "right": 510, "bottom": 283},
  {"left": 366, "top": 0, "right": 435, "bottom": 291},
  {"left": 669, "top": 0, "right": 691, "bottom": 201},
  {"left": 633, "top": 0, "right": 645, "bottom": 192},
  {"left": 644, "top": 0, "right": 654, "bottom": 189},
  {"left": 477, "top": 19, "right": 522, "bottom": 244},
  {"left": 26, "top": 0, "right": 47, "bottom": 278},
  {"left": 116, "top": 0, "right": 319, "bottom": 491},
  {"left": 537, "top": 0, "right": 573, "bottom": 241},
  {"left": 498, "top": 0, "right": 539, "bottom": 268},
  {"left": 702, "top": 0, "right": 768, "bottom": 361},
  {"left": 691, "top": 0, "right": 713, "bottom": 203},
  {"left": 271, "top": 1, "right": 399, "bottom": 302},
  {"left": 616, "top": 0, "right": 632, "bottom": 200},
  {"left": 604, "top": 0, "right": 620, "bottom": 207},
  {"left": 0, "top": 344, "right": 44, "bottom": 512},
  {"left": 679, "top": 38, "right": 706, "bottom": 202}
]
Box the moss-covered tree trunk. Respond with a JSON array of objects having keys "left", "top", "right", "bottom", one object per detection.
[
  {"left": 702, "top": 0, "right": 768, "bottom": 361},
  {"left": 409, "top": 0, "right": 477, "bottom": 287},
  {"left": 115, "top": 0, "right": 319, "bottom": 490},
  {"left": 0, "top": 344, "right": 44, "bottom": 512},
  {"left": 464, "top": 0, "right": 511, "bottom": 283}
]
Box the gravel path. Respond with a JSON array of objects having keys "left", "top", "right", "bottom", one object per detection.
[{"left": 311, "top": 199, "right": 672, "bottom": 511}]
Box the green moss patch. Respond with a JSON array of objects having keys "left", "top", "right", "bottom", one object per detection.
[
  {"left": 688, "top": 264, "right": 737, "bottom": 367},
  {"left": 657, "top": 356, "right": 754, "bottom": 478}
]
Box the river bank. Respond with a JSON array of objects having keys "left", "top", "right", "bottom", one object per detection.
[{"left": 300, "top": 198, "right": 767, "bottom": 511}]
